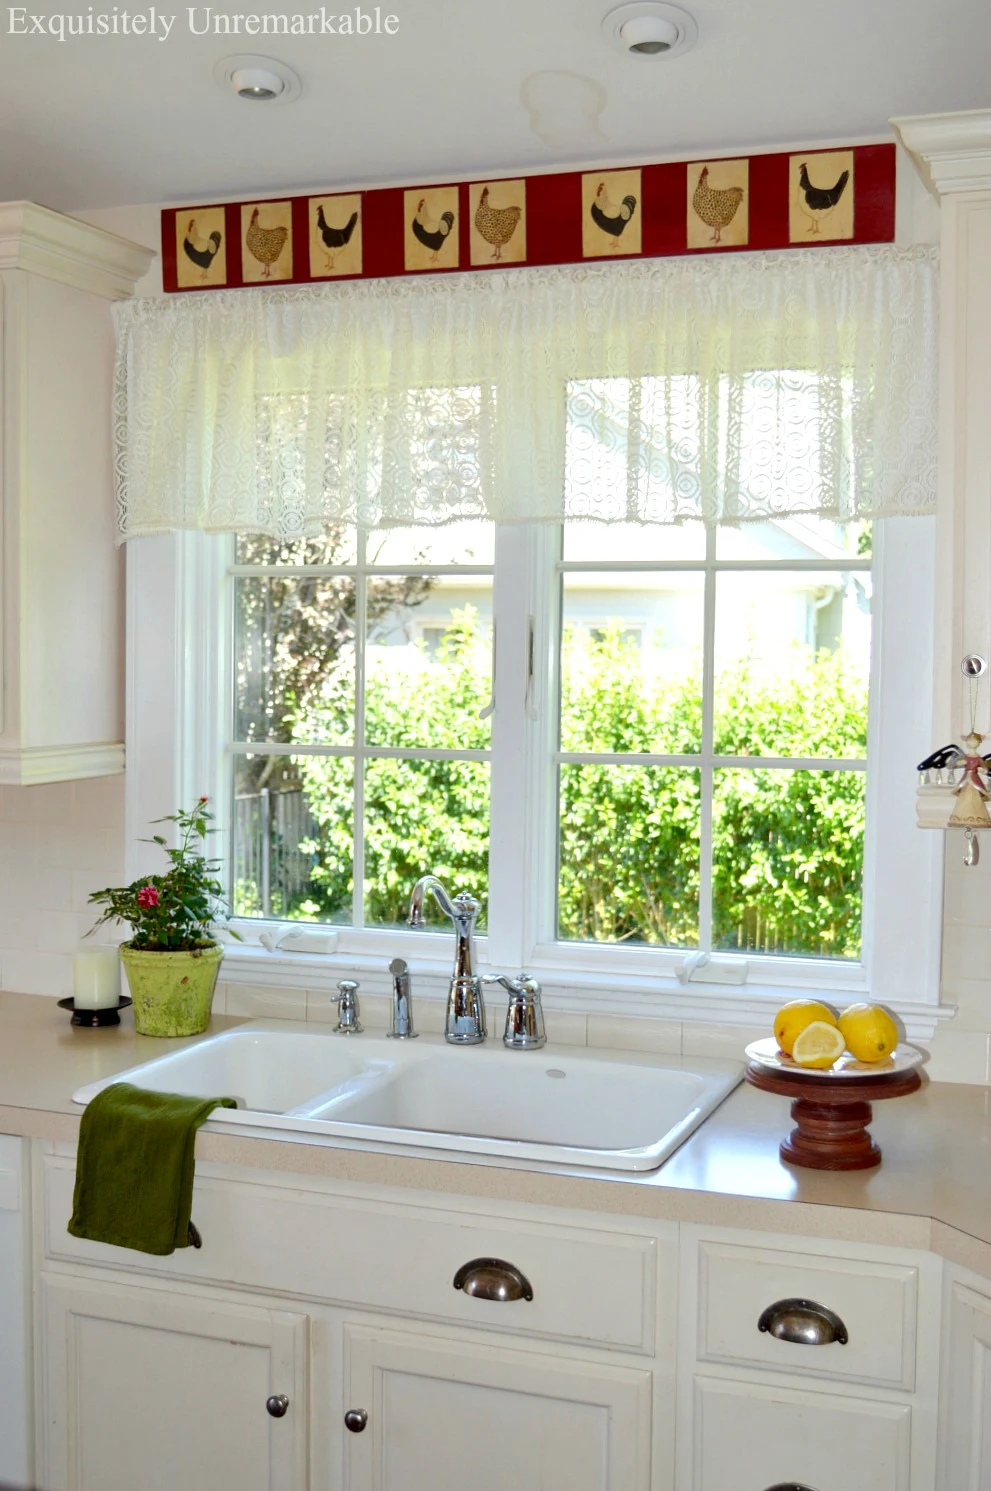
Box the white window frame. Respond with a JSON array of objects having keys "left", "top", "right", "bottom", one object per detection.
[{"left": 126, "top": 513, "right": 948, "bottom": 1038}]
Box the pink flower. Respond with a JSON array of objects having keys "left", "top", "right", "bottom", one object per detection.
[
  {"left": 137, "top": 885, "right": 159, "bottom": 909},
  {"left": 198, "top": 796, "right": 208, "bottom": 804}
]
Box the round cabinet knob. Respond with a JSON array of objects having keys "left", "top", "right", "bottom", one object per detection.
[
  {"left": 344, "top": 1409, "right": 368, "bottom": 1433},
  {"left": 757, "top": 1298, "right": 848, "bottom": 1346},
  {"left": 763, "top": 1484, "right": 821, "bottom": 1491},
  {"left": 265, "top": 1394, "right": 290, "bottom": 1418}
]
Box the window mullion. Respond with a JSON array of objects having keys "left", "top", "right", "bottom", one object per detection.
[
  {"left": 352, "top": 529, "right": 368, "bottom": 929},
  {"left": 698, "top": 525, "right": 717, "bottom": 953},
  {"left": 485, "top": 524, "right": 534, "bottom": 971}
]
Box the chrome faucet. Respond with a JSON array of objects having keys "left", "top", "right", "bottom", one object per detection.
[
  {"left": 407, "top": 874, "right": 486, "bottom": 1044},
  {"left": 387, "top": 958, "right": 417, "bottom": 1039}
]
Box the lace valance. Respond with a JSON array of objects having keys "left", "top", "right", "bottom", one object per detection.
[{"left": 112, "top": 245, "right": 938, "bottom": 540}]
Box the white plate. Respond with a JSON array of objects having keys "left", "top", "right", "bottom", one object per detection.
[{"left": 745, "top": 1035, "right": 926, "bottom": 1080}]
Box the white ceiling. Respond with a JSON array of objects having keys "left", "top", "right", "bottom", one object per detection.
[{"left": 2, "top": 0, "right": 988, "bottom": 211}]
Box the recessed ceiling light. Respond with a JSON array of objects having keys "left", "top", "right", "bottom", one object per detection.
[
  {"left": 213, "top": 55, "right": 302, "bottom": 104},
  {"left": 601, "top": 3, "right": 698, "bottom": 58}
]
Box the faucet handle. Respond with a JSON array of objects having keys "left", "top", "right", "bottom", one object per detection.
[
  {"left": 331, "top": 979, "right": 363, "bottom": 1034},
  {"left": 483, "top": 972, "right": 541, "bottom": 996},
  {"left": 483, "top": 973, "right": 546, "bottom": 1049}
]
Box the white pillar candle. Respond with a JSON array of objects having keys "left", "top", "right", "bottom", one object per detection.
[{"left": 73, "top": 947, "right": 120, "bottom": 1010}]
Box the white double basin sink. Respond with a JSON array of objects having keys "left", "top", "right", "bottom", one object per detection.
[{"left": 73, "top": 1021, "right": 742, "bottom": 1173}]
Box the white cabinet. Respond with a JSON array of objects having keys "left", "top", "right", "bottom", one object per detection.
[
  {"left": 0, "top": 202, "right": 152, "bottom": 783},
  {"left": 939, "top": 1273, "right": 991, "bottom": 1490},
  {"left": 680, "top": 1227, "right": 940, "bottom": 1491},
  {"left": 39, "top": 1275, "right": 308, "bottom": 1491},
  {"left": 0, "top": 1136, "right": 30, "bottom": 1490},
  {"left": 692, "top": 1375, "right": 911, "bottom": 1491},
  {"left": 341, "top": 1321, "right": 652, "bottom": 1491}
]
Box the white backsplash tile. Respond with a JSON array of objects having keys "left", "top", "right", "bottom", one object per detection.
[
  {"left": 920, "top": 1028, "right": 991, "bottom": 1085},
  {"left": 681, "top": 1022, "right": 764, "bottom": 1062},
  {"left": 942, "top": 923, "right": 991, "bottom": 984},
  {"left": 541, "top": 1010, "right": 588, "bottom": 1046},
  {"left": 225, "top": 983, "right": 306, "bottom": 1021},
  {"left": 586, "top": 1013, "right": 681, "bottom": 1054}
]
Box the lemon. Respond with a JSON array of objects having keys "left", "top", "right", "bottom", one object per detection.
[
  {"left": 839, "top": 1004, "right": 899, "bottom": 1064},
  {"left": 773, "top": 1000, "right": 838, "bottom": 1056},
  {"left": 791, "top": 1021, "right": 846, "bottom": 1070}
]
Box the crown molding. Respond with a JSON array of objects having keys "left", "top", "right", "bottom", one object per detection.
[
  {"left": 0, "top": 201, "right": 155, "bottom": 299},
  {"left": 0, "top": 742, "right": 124, "bottom": 786},
  {"left": 892, "top": 110, "right": 991, "bottom": 197}
]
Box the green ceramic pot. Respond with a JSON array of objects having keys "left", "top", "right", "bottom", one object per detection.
[{"left": 119, "top": 942, "right": 224, "bottom": 1038}]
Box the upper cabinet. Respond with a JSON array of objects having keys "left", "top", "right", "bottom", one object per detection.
[
  {"left": 0, "top": 201, "right": 153, "bottom": 784},
  {"left": 892, "top": 113, "right": 991, "bottom": 827}
]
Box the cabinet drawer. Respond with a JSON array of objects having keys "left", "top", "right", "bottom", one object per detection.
[
  {"left": 696, "top": 1240, "right": 918, "bottom": 1390},
  {"left": 43, "top": 1153, "right": 656, "bottom": 1353},
  {"left": 693, "top": 1375, "right": 911, "bottom": 1491}
]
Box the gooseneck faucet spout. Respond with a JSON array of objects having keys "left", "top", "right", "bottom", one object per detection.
[{"left": 407, "top": 874, "right": 486, "bottom": 1044}]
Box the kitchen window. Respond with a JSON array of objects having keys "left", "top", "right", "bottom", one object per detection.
[
  {"left": 119, "top": 248, "right": 942, "bottom": 1028},
  {"left": 125, "top": 504, "right": 938, "bottom": 1030}
]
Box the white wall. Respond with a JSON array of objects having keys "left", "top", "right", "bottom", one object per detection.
[{"left": 0, "top": 777, "right": 124, "bottom": 998}]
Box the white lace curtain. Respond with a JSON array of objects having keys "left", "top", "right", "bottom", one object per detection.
[{"left": 113, "top": 245, "right": 938, "bottom": 541}]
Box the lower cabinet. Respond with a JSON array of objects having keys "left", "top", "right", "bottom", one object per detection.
[
  {"left": 40, "top": 1277, "right": 308, "bottom": 1491},
  {"left": 692, "top": 1375, "right": 911, "bottom": 1491},
  {"left": 939, "top": 1273, "right": 991, "bottom": 1489},
  {"left": 341, "top": 1322, "right": 653, "bottom": 1491}
]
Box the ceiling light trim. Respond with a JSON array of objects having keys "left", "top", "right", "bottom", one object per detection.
[
  {"left": 601, "top": 2, "right": 698, "bottom": 59},
  {"left": 213, "top": 55, "right": 302, "bottom": 105}
]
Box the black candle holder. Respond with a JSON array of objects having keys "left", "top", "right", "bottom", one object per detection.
[{"left": 58, "top": 996, "right": 132, "bottom": 1029}]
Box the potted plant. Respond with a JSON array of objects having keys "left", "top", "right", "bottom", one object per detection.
[{"left": 88, "top": 799, "right": 237, "bottom": 1038}]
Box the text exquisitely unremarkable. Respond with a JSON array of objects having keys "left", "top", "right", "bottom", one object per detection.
[{"left": 6, "top": 5, "right": 399, "bottom": 38}]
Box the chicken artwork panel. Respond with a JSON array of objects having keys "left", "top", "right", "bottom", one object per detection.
[
  {"left": 687, "top": 158, "right": 749, "bottom": 249},
  {"left": 789, "top": 150, "right": 854, "bottom": 242},
  {"left": 175, "top": 206, "right": 227, "bottom": 289},
  {"left": 241, "top": 200, "right": 293, "bottom": 283},
  {"left": 582, "top": 169, "right": 641, "bottom": 258},
  {"left": 309, "top": 193, "right": 362, "bottom": 279},
  {"left": 469, "top": 179, "right": 526, "bottom": 266},
  {"left": 404, "top": 186, "right": 459, "bottom": 272}
]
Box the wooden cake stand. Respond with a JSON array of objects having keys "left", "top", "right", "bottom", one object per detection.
[{"left": 745, "top": 1061, "right": 923, "bottom": 1171}]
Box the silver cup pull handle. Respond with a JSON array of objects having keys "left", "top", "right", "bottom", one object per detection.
[{"left": 758, "top": 1298, "right": 848, "bottom": 1346}]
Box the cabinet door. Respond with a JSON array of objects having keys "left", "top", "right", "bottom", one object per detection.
[
  {"left": 692, "top": 1376, "right": 911, "bottom": 1491},
  {"left": 343, "top": 1323, "right": 651, "bottom": 1491},
  {"left": 41, "top": 1275, "right": 307, "bottom": 1491},
  {"left": 941, "top": 1280, "right": 991, "bottom": 1490}
]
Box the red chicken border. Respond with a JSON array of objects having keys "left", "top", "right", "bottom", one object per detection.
[{"left": 162, "top": 143, "right": 895, "bottom": 295}]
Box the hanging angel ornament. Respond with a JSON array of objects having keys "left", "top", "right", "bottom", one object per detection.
[{"left": 948, "top": 731, "right": 991, "bottom": 828}]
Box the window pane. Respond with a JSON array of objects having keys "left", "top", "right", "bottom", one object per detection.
[
  {"left": 712, "top": 768, "right": 865, "bottom": 959},
  {"left": 558, "top": 765, "right": 700, "bottom": 947},
  {"left": 561, "top": 574, "right": 703, "bottom": 754},
  {"left": 563, "top": 521, "right": 706, "bottom": 563},
  {"left": 365, "top": 578, "right": 493, "bottom": 749},
  {"left": 235, "top": 527, "right": 359, "bottom": 566},
  {"left": 716, "top": 517, "right": 871, "bottom": 561},
  {"left": 368, "top": 522, "right": 494, "bottom": 567},
  {"left": 714, "top": 571, "right": 871, "bottom": 758},
  {"left": 363, "top": 759, "right": 489, "bottom": 929},
  {"left": 233, "top": 754, "right": 354, "bottom": 923},
  {"left": 235, "top": 576, "right": 356, "bottom": 745}
]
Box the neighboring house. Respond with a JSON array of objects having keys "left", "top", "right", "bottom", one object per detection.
[{"left": 368, "top": 517, "right": 870, "bottom": 672}]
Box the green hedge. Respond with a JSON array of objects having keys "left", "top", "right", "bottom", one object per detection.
[{"left": 255, "top": 616, "right": 867, "bottom": 958}]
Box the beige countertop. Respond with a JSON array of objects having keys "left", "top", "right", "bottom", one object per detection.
[{"left": 4, "top": 991, "right": 991, "bottom": 1273}]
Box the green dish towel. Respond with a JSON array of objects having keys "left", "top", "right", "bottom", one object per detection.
[{"left": 68, "top": 1083, "right": 237, "bottom": 1256}]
